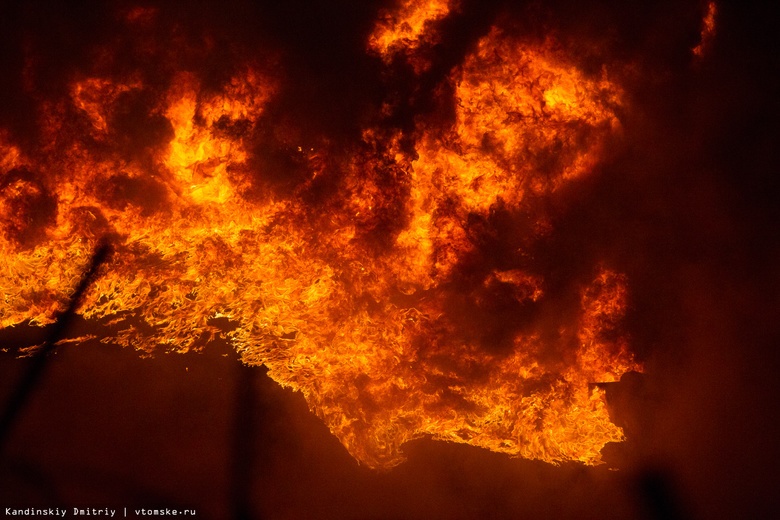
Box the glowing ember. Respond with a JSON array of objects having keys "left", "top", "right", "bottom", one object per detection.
[{"left": 0, "top": 4, "right": 640, "bottom": 469}]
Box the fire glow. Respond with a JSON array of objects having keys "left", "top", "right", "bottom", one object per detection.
[{"left": 0, "top": 1, "right": 652, "bottom": 469}]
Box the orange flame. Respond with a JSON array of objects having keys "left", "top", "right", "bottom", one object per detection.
[
  {"left": 693, "top": 1, "right": 717, "bottom": 58},
  {"left": 368, "top": 0, "right": 455, "bottom": 71},
  {"left": 0, "top": 5, "right": 640, "bottom": 469}
]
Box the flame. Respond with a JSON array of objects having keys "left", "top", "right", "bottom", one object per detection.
[
  {"left": 368, "top": 0, "right": 455, "bottom": 71},
  {"left": 693, "top": 1, "right": 717, "bottom": 58},
  {"left": 1, "top": 7, "right": 640, "bottom": 469}
]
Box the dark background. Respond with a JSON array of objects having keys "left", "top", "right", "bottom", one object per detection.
[{"left": 1, "top": 1, "right": 779, "bottom": 518}]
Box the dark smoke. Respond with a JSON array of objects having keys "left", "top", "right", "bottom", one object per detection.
[{"left": 1, "top": 0, "right": 779, "bottom": 518}]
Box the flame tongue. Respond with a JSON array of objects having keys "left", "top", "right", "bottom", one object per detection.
[{"left": 1, "top": 5, "right": 640, "bottom": 469}]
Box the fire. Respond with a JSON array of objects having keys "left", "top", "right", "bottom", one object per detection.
[
  {"left": 368, "top": 0, "right": 455, "bottom": 71},
  {"left": 369, "top": 0, "right": 453, "bottom": 56},
  {"left": 693, "top": 1, "right": 717, "bottom": 58},
  {"left": 1, "top": 3, "right": 640, "bottom": 469}
]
